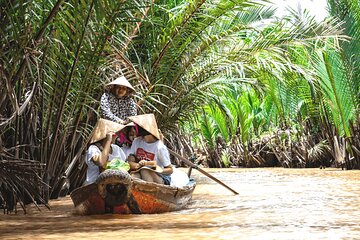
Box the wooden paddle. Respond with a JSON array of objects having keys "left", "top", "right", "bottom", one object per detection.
[{"left": 168, "top": 149, "right": 239, "bottom": 195}]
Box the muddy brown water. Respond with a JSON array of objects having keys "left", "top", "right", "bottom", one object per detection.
[{"left": 1, "top": 168, "right": 360, "bottom": 240}]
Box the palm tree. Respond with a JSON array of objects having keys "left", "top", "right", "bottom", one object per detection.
[
  {"left": 0, "top": 0, "right": 151, "bottom": 212},
  {"left": 175, "top": 6, "right": 345, "bottom": 166},
  {"left": 320, "top": 0, "right": 360, "bottom": 168},
  {"left": 0, "top": 0, "right": 355, "bottom": 213}
]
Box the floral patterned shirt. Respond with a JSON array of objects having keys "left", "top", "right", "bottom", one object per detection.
[{"left": 100, "top": 92, "right": 137, "bottom": 122}]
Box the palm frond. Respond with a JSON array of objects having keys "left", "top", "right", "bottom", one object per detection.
[
  {"left": 313, "top": 49, "right": 356, "bottom": 136},
  {"left": 307, "top": 140, "right": 331, "bottom": 163}
]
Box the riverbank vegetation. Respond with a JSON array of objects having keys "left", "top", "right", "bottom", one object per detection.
[{"left": 1, "top": 0, "right": 359, "bottom": 212}]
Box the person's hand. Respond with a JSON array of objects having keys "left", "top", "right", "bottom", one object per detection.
[
  {"left": 106, "top": 132, "right": 117, "bottom": 143},
  {"left": 106, "top": 132, "right": 113, "bottom": 141},
  {"left": 118, "top": 120, "right": 125, "bottom": 125},
  {"left": 143, "top": 160, "right": 156, "bottom": 167},
  {"left": 138, "top": 160, "right": 146, "bottom": 167}
]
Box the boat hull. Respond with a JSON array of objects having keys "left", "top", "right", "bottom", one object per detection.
[{"left": 70, "top": 170, "right": 195, "bottom": 215}]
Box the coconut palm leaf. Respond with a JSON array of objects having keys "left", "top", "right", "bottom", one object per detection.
[
  {"left": 313, "top": 49, "right": 356, "bottom": 137},
  {"left": 307, "top": 140, "right": 331, "bottom": 163},
  {"left": 0, "top": 0, "right": 152, "bottom": 210},
  {"left": 328, "top": 0, "right": 360, "bottom": 111},
  {"left": 207, "top": 101, "right": 230, "bottom": 142},
  {"left": 199, "top": 108, "right": 217, "bottom": 149},
  {"left": 125, "top": 1, "right": 272, "bottom": 120},
  {"left": 0, "top": 159, "right": 48, "bottom": 213},
  {"left": 1, "top": 0, "right": 355, "bottom": 211}
]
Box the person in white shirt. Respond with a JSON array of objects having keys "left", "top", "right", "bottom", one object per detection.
[
  {"left": 126, "top": 114, "right": 173, "bottom": 185},
  {"left": 84, "top": 118, "right": 127, "bottom": 185}
]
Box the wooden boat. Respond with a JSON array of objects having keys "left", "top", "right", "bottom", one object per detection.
[{"left": 70, "top": 169, "right": 196, "bottom": 215}]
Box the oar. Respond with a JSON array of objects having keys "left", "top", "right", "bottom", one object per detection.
[{"left": 168, "top": 149, "right": 239, "bottom": 195}]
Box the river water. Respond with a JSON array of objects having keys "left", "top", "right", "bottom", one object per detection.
[{"left": 1, "top": 168, "right": 359, "bottom": 240}]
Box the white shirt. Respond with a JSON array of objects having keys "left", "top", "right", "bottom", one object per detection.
[
  {"left": 84, "top": 144, "right": 126, "bottom": 185},
  {"left": 129, "top": 137, "right": 171, "bottom": 168},
  {"left": 121, "top": 145, "right": 132, "bottom": 158}
]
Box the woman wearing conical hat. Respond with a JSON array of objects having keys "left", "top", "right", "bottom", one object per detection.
[
  {"left": 126, "top": 114, "right": 173, "bottom": 185},
  {"left": 84, "top": 119, "right": 127, "bottom": 185},
  {"left": 100, "top": 76, "right": 137, "bottom": 124}
]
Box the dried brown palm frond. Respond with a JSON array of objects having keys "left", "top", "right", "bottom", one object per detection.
[
  {"left": 0, "top": 157, "right": 48, "bottom": 214},
  {"left": 307, "top": 140, "right": 331, "bottom": 163},
  {"left": 1, "top": 0, "right": 153, "bottom": 213}
]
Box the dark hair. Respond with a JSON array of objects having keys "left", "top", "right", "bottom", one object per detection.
[
  {"left": 137, "top": 126, "right": 151, "bottom": 137},
  {"left": 125, "top": 126, "right": 133, "bottom": 138}
]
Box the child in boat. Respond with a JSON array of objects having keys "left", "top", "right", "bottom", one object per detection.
[
  {"left": 126, "top": 114, "right": 173, "bottom": 185},
  {"left": 84, "top": 118, "right": 127, "bottom": 185},
  {"left": 100, "top": 76, "right": 137, "bottom": 124},
  {"left": 117, "top": 123, "right": 138, "bottom": 157}
]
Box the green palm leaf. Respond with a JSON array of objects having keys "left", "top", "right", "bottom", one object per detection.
[{"left": 313, "top": 49, "right": 356, "bottom": 136}]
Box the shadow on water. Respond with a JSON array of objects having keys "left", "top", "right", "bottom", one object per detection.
[{"left": 1, "top": 168, "right": 360, "bottom": 240}]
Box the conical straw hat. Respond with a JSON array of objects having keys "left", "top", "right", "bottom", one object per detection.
[
  {"left": 105, "top": 76, "right": 136, "bottom": 94},
  {"left": 90, "top": 118, "right": 126, "bottom": 144},
  {"left": 128, "top": 114, "right": 160, "bottom": 140}
]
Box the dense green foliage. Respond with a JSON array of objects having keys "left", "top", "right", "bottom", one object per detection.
[
  {"left": 0, "top": 0, "right": 359, "bottom": 212},
  {"left": 184, "top": 1, "right": 360, "bottom": 168}
]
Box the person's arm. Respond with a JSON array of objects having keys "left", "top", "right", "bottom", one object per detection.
[
  {"left": 138, "top": 160, "right": 156, "bottom": 167},
  {"left": 100, "top": 93, "right": 122, "bottom": 122},
  {"left": 162, "top": 164, "right": 173, "bottom": 175},
  {"left": 157, "top": 146, "right": 173, "bottom": 175},
  {"left": 127, "top": 154, "right": 142, "bottom": 170},
  {"left": 92, "top": 133, "right": 112, "bottom": 168}
]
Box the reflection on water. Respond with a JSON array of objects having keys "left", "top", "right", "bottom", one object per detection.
[{"left": 1, "top": 168, "right": 360, "bottom": 240}]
